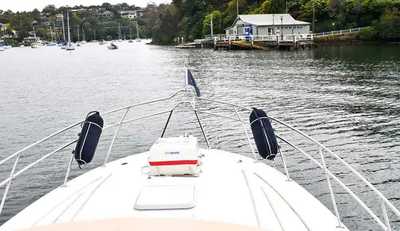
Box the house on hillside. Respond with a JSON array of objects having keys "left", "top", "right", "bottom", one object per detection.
[
  {"left": 100, "top": 10, "right": 114, "bottom": 18},
  {"left": 225, "top": 14, "right": 311, "bottom": 40},
  {"left": 120, "top": 9, "right": 144, "bottom": 19}
]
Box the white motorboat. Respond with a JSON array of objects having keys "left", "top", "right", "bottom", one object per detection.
[
  {"left": 0, "top": 47, "right": 5, "bottom": 52},
  {"left": 0, "top": 70, "right": 399, "bottom": 231},
  {"left": 65, "top": 44, "right": 75, "bottom": 51},
  {"left": 30, "top": 24, "right": 41, "bottom": 49},
  {"left": 30, "top": 43, "right": 40, "bottom": 49}
]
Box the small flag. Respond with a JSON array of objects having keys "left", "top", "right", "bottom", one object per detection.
[{"left": 186, "top": 69, "right": 201, "bottom": 97}]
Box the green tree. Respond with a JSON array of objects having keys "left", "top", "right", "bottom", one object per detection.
[
  {"left": 42, "top": 5, "right": 57, "bottom": 16},
  {"left": 375, "top": 7, "right": 400, "bottom": 40},
  {"left": 202, "top": 10, "right": 223, "bottom": 35},
  {"left": 151, "top": 4, "right": 181, "bottom": 44},
  {"left": 270, "top": 0, "right": 286, "bottom": 13},
  {"left": 252, "top": 0, "right": 272, "bottom": 14}
]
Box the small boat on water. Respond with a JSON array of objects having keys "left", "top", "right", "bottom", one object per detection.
[
  {"left": 176, "top": 43, "right": 197, "bottom": 49},
  {"left": 0, "top": 41, "right": 7, "bottom": 51},
  {"left": 107, "top": 42, "right": 118, "bottom": 50},
  {"left": 60, "top": 42, "right": 66, "bottom": 49},
  {"left": 30, "top": 42, "right": 40, "bottom": 49},
  {"left": 0, "top": 69, "right": 399, "bottom": 231},
  {"left": 30, "top": 23, "right": 42, "bottom": 49},
  {"left": 65, "top": 44, "right": 75, "bottom": 51}
]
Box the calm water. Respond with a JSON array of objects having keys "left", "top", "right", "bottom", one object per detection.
[{"left": 0, "top": 43, "right": 399, "bottom": 230}]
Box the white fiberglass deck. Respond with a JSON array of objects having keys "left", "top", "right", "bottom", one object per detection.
[{"left": 1, "top": 149, "right": 347, "bottom": 231}]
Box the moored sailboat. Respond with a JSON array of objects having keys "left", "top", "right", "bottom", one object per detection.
[
  {"left": 65, "top": 10, "right": 75, "bottom": 51},
  {"left": 136, "top": 21, "right": 141, "bottom": 42}
]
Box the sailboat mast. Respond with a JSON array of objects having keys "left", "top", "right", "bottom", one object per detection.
[
  {"left": 210, "top": 15, "right": 213, "bottom": 37},
  {"left": 118, "top": 23, "right": 121, "bottom": 40},
  {"left": 49, "top": 25, "right": 54, "bottom": 41},
  {"left": 62, "top": 13, "right": 66, "bottom": 42},
  {"left": 136, "top": 21, "right": 140, "bottom": 39},
  {"left": 66, "top": 10, "right": 71, "bottom": 45},
  {"left": 77, "top": 25, "right": 80, "bottom": 41}
]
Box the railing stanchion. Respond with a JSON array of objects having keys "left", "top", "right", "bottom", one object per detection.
[
  {"left": 278, "top": 148, "right": 290, "bottom": 181},
  {"left": 104, "top": 108, "right": 130, "bottom": 165},
  {"left": 319, "top": 148, "right": 342, "bottom": 228},
  {"left": 193, "top": 109, "right": 210, "bottom": 149},
  {"left": 234, "top": 107, "right": 257, "bottom": 160},
  {"left": 381, "top": 199, "right": 392, "bottom": 231},
  {"left": 0, "top": 154, "right": 21, "bottom": 215},
  {"left": 63, "top": 154, "right": 74, "bottom": 186}
]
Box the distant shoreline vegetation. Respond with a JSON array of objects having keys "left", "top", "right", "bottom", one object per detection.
[{"left": 0, "top": 0, "right": 399, "bottom": 46}]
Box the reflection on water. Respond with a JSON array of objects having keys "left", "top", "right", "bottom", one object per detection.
[{"left": 0, "top": 43, "right": 399, "bottom": 230}]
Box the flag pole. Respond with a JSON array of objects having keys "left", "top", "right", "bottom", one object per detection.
[
  {"left": 237, "top": 0, "right": 239, "bottom": 16},
  {"left": 185, "top": 69, "right": 189, "bottom": 93}
]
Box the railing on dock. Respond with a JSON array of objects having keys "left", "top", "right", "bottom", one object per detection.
[
  {"left": 224, "top": 34, "right": 313, "bottom": 43},
  {"left": 0, "top": 88, "right": 399, "bottom": 231},
  {"left": 312, "top": 27, "right": 369, "bottom": 38},
  {"left": 202, "top": 33, "right": 313, "bottom": 46},
  {"left": 195, "top": 26, "right": 368, "bottom": 49}
]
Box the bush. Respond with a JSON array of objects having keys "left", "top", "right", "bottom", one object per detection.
[
  {"left": 358, "top": 27, "right": 378, "bottom": 40},
  {"left": 375, "top": 7, "right": 400, "bottom": 41}
]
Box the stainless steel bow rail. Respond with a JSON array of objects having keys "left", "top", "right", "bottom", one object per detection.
[{"left": 0, "top": 89, "right": 398, "bottom": 231}]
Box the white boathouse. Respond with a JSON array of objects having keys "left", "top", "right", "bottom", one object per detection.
[{"left": 225, "top": 14, "right": 311, "bottom": 42}]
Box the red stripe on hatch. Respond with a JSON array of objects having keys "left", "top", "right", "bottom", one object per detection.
[{"left": 149, "top": 160, "right": 198, "bottom": 166}]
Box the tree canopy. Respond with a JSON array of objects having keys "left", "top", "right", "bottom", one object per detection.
[
  {"left": 1, "top": 0, "right": 400, "bottom": 45},
  {"left": 141, "top": 0, "right": 400, "bottom": 44}
]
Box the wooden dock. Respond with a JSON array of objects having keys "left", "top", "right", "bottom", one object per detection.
[
  {"left": 175, "top": 27, "right": 366, "bottom": 51},
  {"left": 213, "top": 34, "right": 314, "bottom": 50},
  {"left": 176, "top": 33, "right": 317, "bottom": 50}
]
